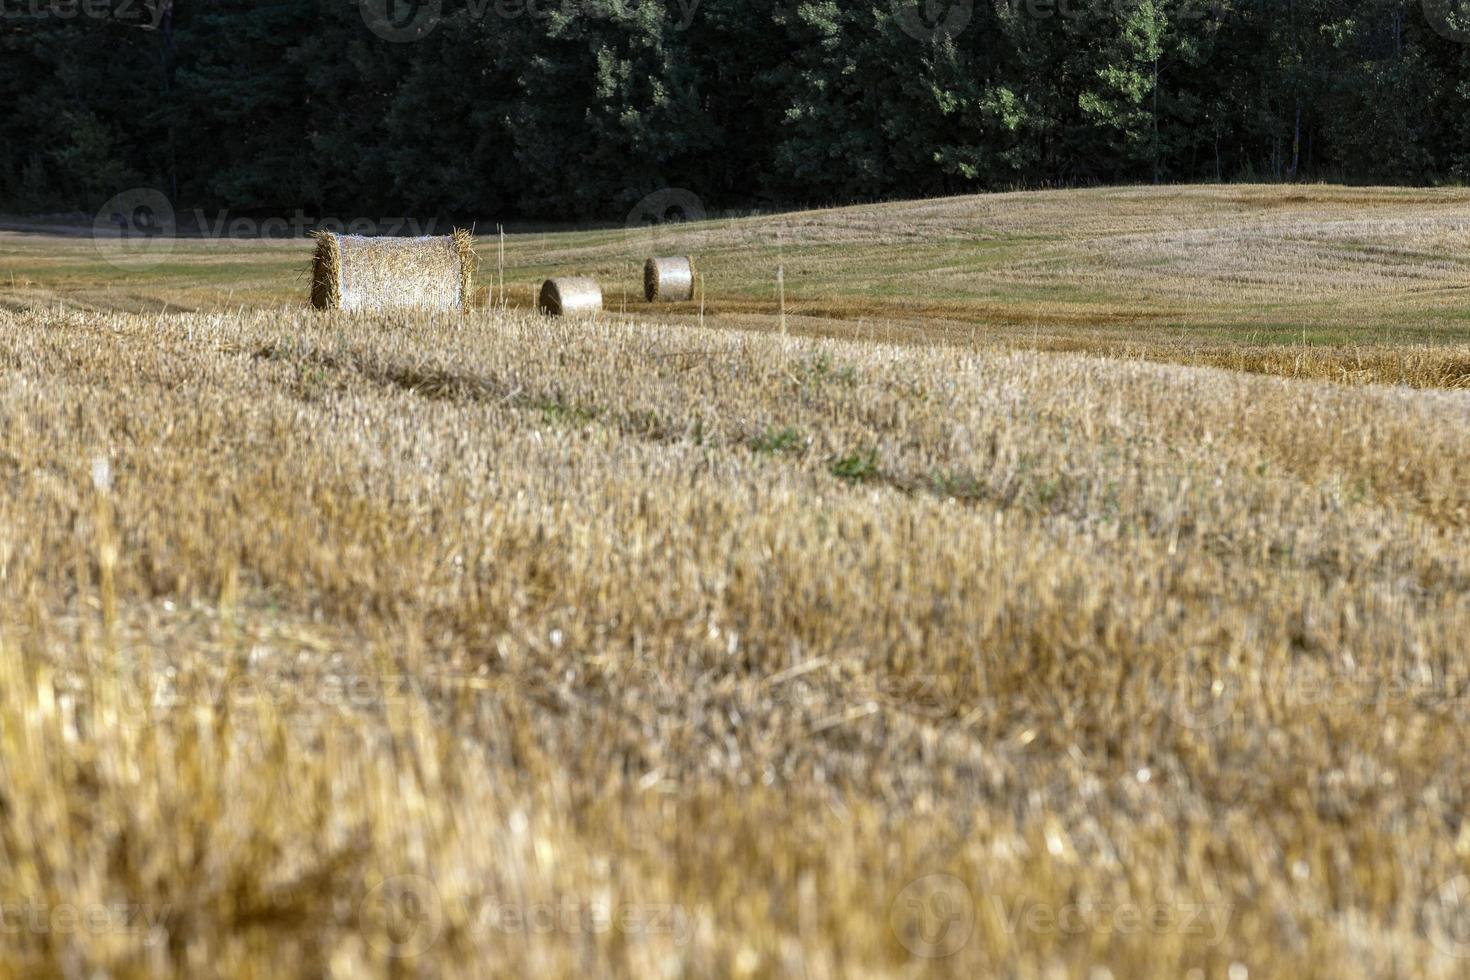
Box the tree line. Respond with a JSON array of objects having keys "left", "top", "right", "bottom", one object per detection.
[{"left": 3, "top": 0, "right": 1468, "bottom": 223}]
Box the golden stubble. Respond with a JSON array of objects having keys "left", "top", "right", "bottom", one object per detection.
[{"left": 0, "top": 301, "right": 1468, "bottom": 976}]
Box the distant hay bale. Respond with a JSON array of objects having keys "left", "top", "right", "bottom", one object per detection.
[
  {"left": 310, "top": 230, "right": 475, "bottom": 312},
  {"left": 644, "top": 255, "right": 695, "bottom": 302},
  {"left": 538, "top": 277, "right": 603, "bottom": 317}
]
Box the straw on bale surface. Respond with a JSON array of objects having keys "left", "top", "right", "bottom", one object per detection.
[
  {"left": 538, "top": 277, "right": 603, "bottom": 317},
  {"left": 644, "top": 255, "right": 696, "bottom": 303},
  {"left": 310, "top": 229, "right": 475, "bottom": 312}
]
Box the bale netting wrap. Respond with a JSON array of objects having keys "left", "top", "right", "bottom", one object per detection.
[
  {"left": 538, "top": 277, "right": 603, "bottom": 317},
  {"left": 310, "top": 229, "right": 475, "bottom": 312},
  {"left": 643, "top": 255, "right": 695, "bottom": 303}
]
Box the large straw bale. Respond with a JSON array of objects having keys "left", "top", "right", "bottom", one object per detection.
[
  {"left": 643, "top": 255, "right": 695, "bottom": 302},
  {"left": 310, "top": 230, "right": 475, "bottom": 312},
  {"left": 538, "top": 277, "right": 603, "bottom": 317}
]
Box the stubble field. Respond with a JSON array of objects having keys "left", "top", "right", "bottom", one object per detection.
[{"left": 2, "top": 184, "right": 1470, "bottom": 977}]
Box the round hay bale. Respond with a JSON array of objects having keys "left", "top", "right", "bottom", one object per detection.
[
  {"left": 310, "top": 229, "right": 475, "bottom": 312},
  {"left": 538, "top": 277, "right": 603, "bottom": 317},
  {"left": 643, "top": 255, "right": 695, "bottom": 302}
]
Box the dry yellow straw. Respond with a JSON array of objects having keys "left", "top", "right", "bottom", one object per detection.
[
  {"left": 310, "top": 229, "right": 475, "bottom": 312},
  {"left": 644, "top": 256, "right": 696, "bottom": 302},
  {"left": 538, "top": 277, "right": 603, "bottom": 317}
]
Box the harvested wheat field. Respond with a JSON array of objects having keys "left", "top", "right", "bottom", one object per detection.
[{"left": 2, "top": 186, "right": 1470, "bottom": 978}]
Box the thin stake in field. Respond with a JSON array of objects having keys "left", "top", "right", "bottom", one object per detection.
[
  {"left": 778, "top": 264, "right": 786, "bottom": 336},
  {"left": 776, "top": 228, "right": 787, "bottom": 337}
]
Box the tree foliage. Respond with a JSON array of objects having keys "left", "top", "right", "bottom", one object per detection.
[{"left": 3, "top": 0, "right": 1468, "bottom": 219}]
